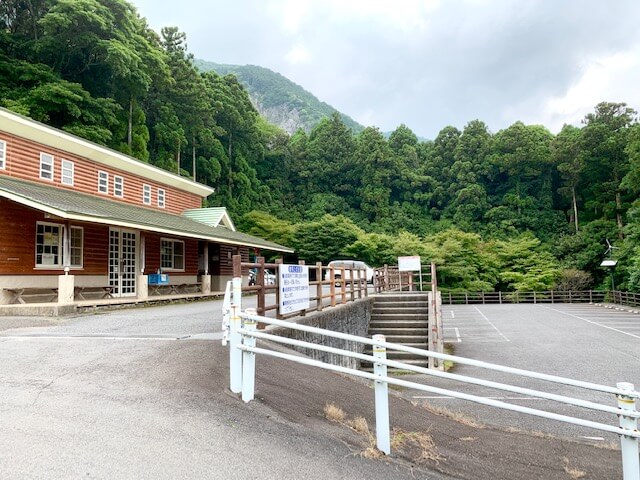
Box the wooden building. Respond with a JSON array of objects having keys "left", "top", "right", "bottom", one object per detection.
[{"left": 0, "top": 108, "right": 292, "bottom": 306}]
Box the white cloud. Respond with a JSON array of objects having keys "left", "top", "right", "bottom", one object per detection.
[
  {"left": 542, "top": 50, "right": 639, "bottom": 131},
  {"left": 285, "top": 44, "right": 312, "bottom": 65}
]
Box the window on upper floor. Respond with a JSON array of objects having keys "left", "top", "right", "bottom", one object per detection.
[
  {"left": 160, "top": 238, "right": 184, "bottom": 271},
  {"left": 158, "top": 188, "right": 166, "bottom": 208},
  {"left": 114, "top": 175, "right": 124, "bottom": 198},
  {"left": 0, "top": 139, "right": 6, "bottom": 170},
  {"left": 61, "top": 159, "right": 74, "bottom": 186},
  {"left": 98, "top": 171, "right": 108, "bottom": 194},
  {"left": 143, "top": 184, "right": 151, "bottom": 205},
  {"left": 40, "top": 153, "right": 54, "bottom": 181}
]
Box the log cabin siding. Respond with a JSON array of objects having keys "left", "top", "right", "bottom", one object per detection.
[
  {"left": 0, "top": 199, "right": 108, "bottom": 275},
  {"left": 143, "top": 232, "right": 199, "bottom": 276},
  {"left": 0, "top": 132, "right": 202, "bottom": 214}
]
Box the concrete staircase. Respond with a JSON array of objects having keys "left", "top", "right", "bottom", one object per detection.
[{"left": 361, "top": 293, "right": 430, "bottom": 371}]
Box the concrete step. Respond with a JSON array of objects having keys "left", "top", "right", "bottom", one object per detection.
[
  {"left": 369, "top": 320, "right": 429, "bottom": 329},
  {"left": 372, "top": 309, "right": 429, "bottom": 316},
  {"left": 367, "top": 327, "right": 429, "bottom": 336},
  {"left": 370, "top": 313, "right": 428, "bottom": 321},
  {"left": 364, "top": 343, "right": 428, "bottom": 353},
  {"left": 373, "top": 299, "right": 429, "bottom": 307},
  {"left": 379, "top": 334, "right": 429, "bottom": 343}
]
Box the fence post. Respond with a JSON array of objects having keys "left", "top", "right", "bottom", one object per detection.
[
  {"left": 428, "top": 291, "right": 436, "bottom": 370},
  {"left": 499, "top": 291, "right": 502, "bottom": 304},
  {"left": 372, "top": 334, "right": 390, "bottom": 455},
  {"left": 256, "top": 256, "right": 265, "bottom": 317},
  {"left": 241, "top": 309, "right": 257, "bottom": 403},
  {"left": 229, "top": 276, "right": 243, "bottom": 393},
  {"left": 616, "top": 382, "right": 640, "bottom": 480},
  {"left": 316, "top": 262, "right": 323, "bottom": 311},
  {"left": 330, "top": 267, "right": 336, "bottom": 307},
  {"left": 275, "top": 258, "right": 283, "bottom": 320},
  {"left": 340, "top": 266, "right": 347, "bottom": 304},
  {"left": 299, "top": 260, "right": 306, "bottom": 317}
]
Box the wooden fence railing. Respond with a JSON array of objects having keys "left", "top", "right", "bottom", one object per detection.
[
  {"left": 439, "top": 290, "right": 640, "bottom": 305},
  {"left": 372, "top": 264, "right": 435, "bottom": 293},
  {"left": 232, "top": 255, "right": 371, "bottom": 319}
]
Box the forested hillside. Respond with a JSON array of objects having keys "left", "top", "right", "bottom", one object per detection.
[
  {"left": 1, "top": 0, "right": 639, "bottom": 293},
  {"left": 194, "top": 60, "right": 364, "bottom": 135}
]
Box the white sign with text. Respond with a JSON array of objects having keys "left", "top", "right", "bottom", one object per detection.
[
  {"left": 398, "top": 255, "right": 421, "bottom": 272},
  {"left": 279, "top": 264, "right": 310, "bottom": 315}
]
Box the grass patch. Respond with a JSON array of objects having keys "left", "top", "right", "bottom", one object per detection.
[
  {"left": 563, "top": 457, "right": 586, "bottom": 479},
  {"left": 323, "top": 403, "right": 443, "bottom": 463},
  {"left": 422, "top": 402, "right": 485, "bottom": 429}
]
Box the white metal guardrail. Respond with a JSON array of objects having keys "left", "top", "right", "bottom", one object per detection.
[{"left": 222, "top": 279, "right": 640, "bottom": 479}]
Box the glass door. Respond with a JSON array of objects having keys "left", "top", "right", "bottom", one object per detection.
[{"left": 109, "top": 228, "right": 138, "bottom": 297}]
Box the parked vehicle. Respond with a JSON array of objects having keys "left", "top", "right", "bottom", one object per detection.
[
  {"left": 248, "top": 268, "right": 276, "bottom": 286},
  {"left": 324, "top": 260, "right": 374, "bottom": 284}
]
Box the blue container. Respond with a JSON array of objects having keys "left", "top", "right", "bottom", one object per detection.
[{"left": 148, "top": 274, "right": 169, "bottom": 285}]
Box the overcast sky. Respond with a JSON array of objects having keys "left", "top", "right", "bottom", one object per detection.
[{"left": 129, "top": 0, "right": 640, "bottom": 139}]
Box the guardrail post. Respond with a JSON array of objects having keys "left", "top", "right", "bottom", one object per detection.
[
  {"left": 372, "top": 334, "right": 390, "bottom": 455},
  {"left": 616, "top": 382, "right": 639, "bottom": 480},
  {"left": 229, "top": 277, "right": 243, "bottom": 393},
  {"left": 316, "top": 262, "right": 323, "bottom": 311},
  {"left": 242, "top": 309, "right": 257, "bottom": 403}
]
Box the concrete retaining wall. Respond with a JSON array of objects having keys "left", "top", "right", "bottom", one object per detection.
[{"left": 270, "top": 297, "right": 374, "bottom": 369}]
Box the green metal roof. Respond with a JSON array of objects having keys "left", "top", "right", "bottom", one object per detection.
[
  {"left": 0, "top": 176, "right": 293, "bottom": 253},
  {"left": 182, "top": 207, "right": 236, "bottom": 230}
]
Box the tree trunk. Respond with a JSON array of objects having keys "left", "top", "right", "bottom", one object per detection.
[
  {"left": 572, "top": 185, "right": 579, "bottom": 233},
  {"left": 616, "top": 191, "right": 624, "bottom": 239},
  {"left": 176, "top": 144, "right": 181, "bottom": 175},
  {"left": 127, "top": 97, "right": 133, "bottom": 148},
  {"left": 228, "top": 132, "right": 233, "bottom": 197},
  {"left": 192, "top": 134, "right": 196, "bottom": 182}
]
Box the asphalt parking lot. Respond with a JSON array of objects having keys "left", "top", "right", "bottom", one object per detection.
[{"left": 407, "top": 303, "right": 640, "bottom": 442}]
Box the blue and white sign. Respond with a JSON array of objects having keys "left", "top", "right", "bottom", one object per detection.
[{"left": 279, "top": 264, "right": 310, "bottom": 315}]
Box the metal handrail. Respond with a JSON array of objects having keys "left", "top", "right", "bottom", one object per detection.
[
  {"left": 241, "top": 312, "right": 639, "bottom": 399},
  {"left": 224, "top": 279, "right": 640, "bottom": 477}
]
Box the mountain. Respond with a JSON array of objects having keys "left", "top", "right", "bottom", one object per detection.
[{"left": 194, "top": 60, "right": 364, "bottom": 135}]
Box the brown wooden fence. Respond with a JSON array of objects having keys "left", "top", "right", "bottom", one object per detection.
[{"left": 232, "top": 255, "right": 371, "bottom": 319}]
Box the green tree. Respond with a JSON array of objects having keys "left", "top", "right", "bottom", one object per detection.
[
  {"left": 292, "top": 215, "right": 362, "bottom": 264},
  {"left": 581, "top": 102, "right": 636, "bottom": 237}
]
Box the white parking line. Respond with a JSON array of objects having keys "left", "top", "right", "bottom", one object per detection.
[
  {"left": 544, "top": 307, "right": 640, "bottom": 339},
  {"left": 473, "top": 306, "right": 510, "bottom": 342}
]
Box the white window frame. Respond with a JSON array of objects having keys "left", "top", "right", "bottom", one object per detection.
[
  {"left": 143, "top": 184, "right": 151, "bottom": 205},
  {"left": 69, "top": 226, "right": 84, "bottom": 268},
  {"left": 0, "top": 139, "right": 6, "bottom": 170},
  {"left": 160, "top": 238, "right": 185, "bottom": 271},
  {"left": 61, "top": 159, "right": 74, "bottom": 186},
  {"left": 114, "top": 175, "right": 124, "bottom": 198},
  {"left": 157, "top": 188, "right": 166, "bottom": 208},
  {"left": 35, "top": 222, "right": 63, "bottom": 268},
  {"left": 98, "top": 171, "right": 109, "bottom": 194},
  {"left": 39, "top": 153, "right": 54, "bottom": 181}
]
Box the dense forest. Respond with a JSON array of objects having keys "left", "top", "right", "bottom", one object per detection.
[
  {"left": 2, "top": 0, "right": 639, "bottom": 293},
  {"left": 194, "top": 60, "right": 364, "bottom": 135}
]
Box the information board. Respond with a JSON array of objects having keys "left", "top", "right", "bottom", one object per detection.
[
  {"left": 398, "top": 255, "right": 421, "bottom": 272},
  {"left": 279, "top": 264, "right": 310, "bottom": 315}
]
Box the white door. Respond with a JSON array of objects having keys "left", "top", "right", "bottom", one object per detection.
[{"left": 109, "top": 229, "right": 138, "bottom": 297}]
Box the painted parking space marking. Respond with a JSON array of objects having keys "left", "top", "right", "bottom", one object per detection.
[
  {"left": 543, "top": 307, "right": 640, "bottom": 340},
  {"left": 443, "top": 327, "right": 462, "bottom": 342},
  {"left": 473, "top": 306, "right": 510, "bottom": 342}
]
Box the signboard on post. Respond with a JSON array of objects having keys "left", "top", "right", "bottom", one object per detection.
[
  {"left": 279, "top": 264, "right": 310, "bottom": 315},
  {"left": 398, "top": 256, "right": 422, "bottom": 291}
]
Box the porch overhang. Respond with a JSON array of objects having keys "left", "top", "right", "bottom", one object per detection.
[{"left": 0, "top": 176, "right": 293, "bottom": 253}]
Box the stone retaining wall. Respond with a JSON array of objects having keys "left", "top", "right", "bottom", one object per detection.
[{"left": 270, "top": 298, "right": 374, "bottom": 369}]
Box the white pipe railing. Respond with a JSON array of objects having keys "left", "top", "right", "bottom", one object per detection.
[{"left": 222, "top": 279, "right": 640, "bottom": 479}]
